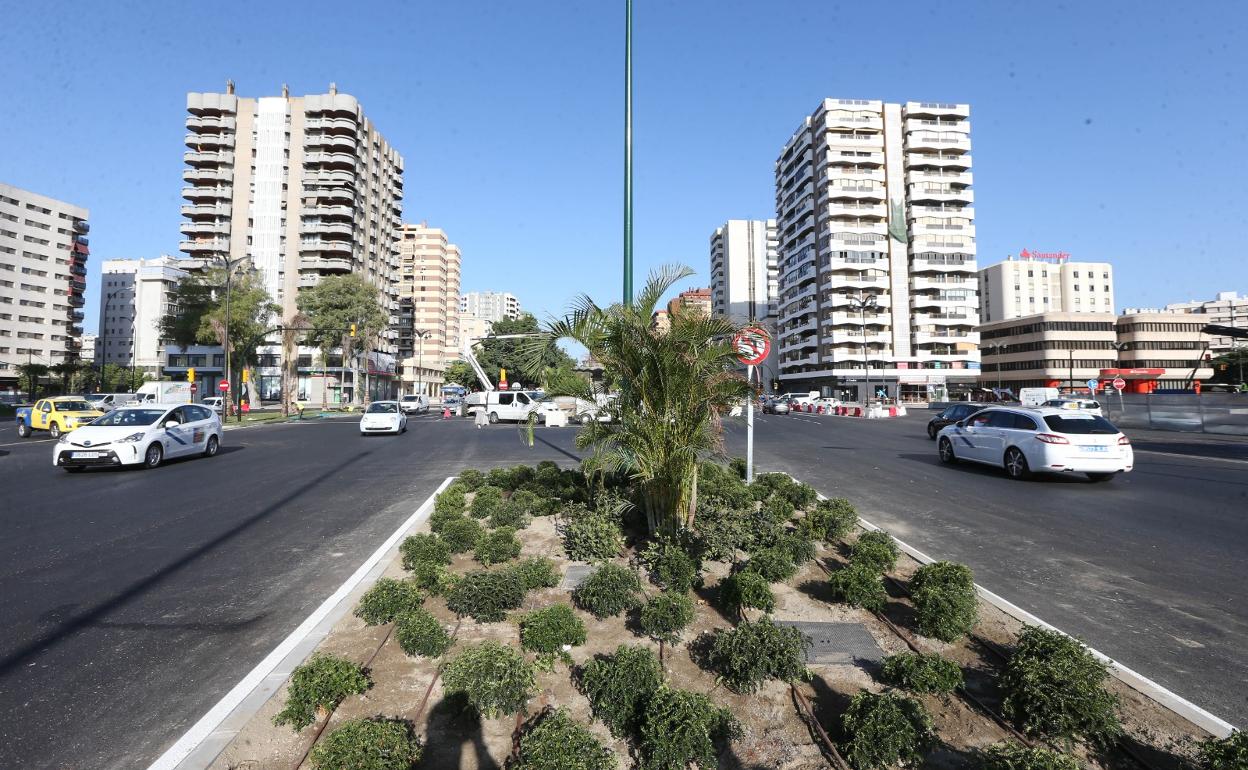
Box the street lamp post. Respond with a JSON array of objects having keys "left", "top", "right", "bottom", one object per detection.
[
  {"left": 982, "top": 342, "right": 1004, "bottom": 391},
  {"left": 413, "top": 328, "right": 431, "bottom": 398},
  {"left": 622, "top": 0, "right": 633, "bottom": 305},
  {"left": 213, "top": 256, "right": 248, "bottom": 417},
  {"left": 848, "top": 293, "right": 878, "bottom": 406}
]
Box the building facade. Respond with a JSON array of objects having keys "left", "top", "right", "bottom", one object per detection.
[
  {"left": 0, "top": 183, "right": 89, "bottom": 392},
  {"left": 460, "top": 291, "right": 521, "bottom": 323},
  {"left": 181, "top": 83, "right": 404, "bottom": 402},
  {"left": 667, "top": 288, "right": 712, "bottom": 318},
  {"left": 773, "top": 99, "right": 980, "bottom": 403},
  {"left": 99, "top": 256, "right": 189, "bottom": 376},
  {"left": 710, "top": 219, "right": 778, "bottom": 324},
  {"left": 1152, "top": 292, "right": 1247, "bottom": 355},
  {"left": 397, "top": 223, "right": 462, "bottom": 397},
  {"left": 456, "top": 313, "right": 493, "bottom": 352},
  {"left": 979, "top": 255, "right": 1115, "bottom": 322},
  {"left": 1114, "top": 312, "right": 1214, "bottom": 390}
]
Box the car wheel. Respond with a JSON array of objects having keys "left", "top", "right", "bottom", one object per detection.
[
  {"left": 143, "top": 443, "right": 164, "bottom": 469},
  {"left": 401, "top": 422, "right": 408, "bottom": 433},
  {"left": 1086, "top": 472, "right": 1116, "bottom": 483},
  {"left": 17, "top": 421, "right": 30, "bottom": 438},
  {"left": 927, "top": 424, "right": 938, "bottom": 440},
  {"left": 203, "top": 435, "right": 219, "bottom": 457},
  {"left": 488, "top": 412, "right": 499, "bottom": 424},
  {"left": 1004, "top": 447, "right": 1030, "bottom": 480},
  {"left": 49, "top": 422, "right": 61, "bottom": 439},
  {"left": 938, "top": 437, "right": 957, "bottom": 464}
]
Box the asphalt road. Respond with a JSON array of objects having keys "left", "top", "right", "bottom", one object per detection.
[{"left": 722, "top": 409, "right": 1247, "bottom": 728}]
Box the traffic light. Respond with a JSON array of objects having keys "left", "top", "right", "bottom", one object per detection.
[
  {"left": 350, "top": 323, "right": 357, "bottom": 337},
  {"left": 241, "top": 369, "right": 249, "bottom": 384},
  {"left": 187, "top": 367, "right": 195, "bottom": 383}
]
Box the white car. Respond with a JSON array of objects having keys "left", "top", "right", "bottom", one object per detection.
[
  {"left": 936, "top": 406, "right": 1132, "bottom": 482},
  {"left": 360, "top": 401, "right": 408, "bottom": 435},
  {"left": 54, "top": 403, "right": 223, "bottom": 471},
  {"left": 399, "top": 394, "right": 429, "bottom": 415},
  {"left": 203, "top": 396, "right": 224, "bottom": 414}
]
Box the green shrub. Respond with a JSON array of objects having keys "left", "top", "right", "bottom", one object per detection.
[
  {"left": 409, "top": 560, "right": 460, "bottom": 596},
  {"left": 470, "top": 484, "right": 505, "bottom": 518},
  {"left": 442, "top": 641, "right": 537, "bottom": 718},
  {"left": 508, "top": 556, "right": 561, "bottom": 591},
  {"left": 640, "top": 538, "right": 701, "bottom": 592},
  {"left": 489, "top": 499, "right": 532, "bottom": 529},
  {"left": 579, "top": 645, "right": 664, "bottom": 738},
  {"left": 761, "top": 494, "right": 796, "bottom": 524},
  {"left": 998, "top": 627, "right": 1121, "bottom": 743},
  {"left": 691, "top": 501, "right": 749, "bottom": 562},
  {"left": 720, "top": 569, "right": 775, "bottom": 614},
  {"left": 777, "top": 530, "right": 816, "bottom": 565},
  {"left": 439, "top": 516, "right": 484, "bottom": 553},
  {"left": 744, "top": 546, "right": 798, "bottom": 583},
  {"left": 434, "top": 486, "right": 467, "bottom": 517},
  {"left": 354, "top": 578, "right": 424, "bottom": 626},
  {"left": 729, "top": 457, "right": 748, "bottom": 479},
  {"left": 977, "top": 742, "right": 1081, "bottom": 770},
  {"left": 910, "top": 561, "right": 979, "bottom": 642},
  {"left": 839, "top": 691, "right": 935, "bottom": 770},
  {"left": 699, "top": 462, "right": 753, "bottom": 509},
  {"left": 395, "top": 607, "right": 452, "bottom": 658},
  {"left": 850, "top": 530, "right": 900, "bottom": 573},
  {"left": 446, "top": 569, "right": 526, "bottom": 623},
  {"left": 514, "top": 708, "right": 618, "bottom": 770},
  {"left": 560, "top": 507, "right": 624, "bottom": 562},
  {"left": 474, "top": 526, "right": 523, "bottom": 566},
  {"left": 486, "top": 466, "right": 516, "bottom": 490},
  {"left": 520, "top": 603, "right": 587, "bottom": 662},
  {"left": 639, "top": 687, "right": 738, "bottom": 770},
  {"left": 458, "top": 469, "right": 486, "bottom": 490},
  {"left": 829, "top": 562, "right": 887, "bottom": 611},
  {"left": 749, "top": 472, "right": 793, "bottom": 502},
  {"left": 429, "top": 507, "right": 466, "bottom": 535},
  {"left": 805, "top": 497, "right": 858, "bottom": 541},
  {"left": 309, "top": 717, "right": 421, "bottom": 770},
  {"left": 508, "top": 488, "right": 546, "bottom": 516},
  {"left": 574, "top": 563, "right": 643, "bottom": 618},
  {"left": 705, "top": 617, "right": 809, "bottom": 694},
  {"left": 640, "top": 591, "right": 696, "bottom": 644},
  {"left": 878, "top": 652, "right": 963, "bottom": 694},
  {"left": 399, "top": 533, "right": 451, "bottom": 570},
  {"left": 1198, "top": 730, "right": 1248, "bottom": 770},
  {"left": 273, "top": 653, "right": 371, "bottom": 730}
]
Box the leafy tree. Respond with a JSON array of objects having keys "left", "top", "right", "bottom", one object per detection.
[
  {"left": 639, "top": 687, "right": 738, "bottom": 770},
  {"left": 16, "top": 363, "right": 49, "bottom": 400},
  {"left": 444, "top": 359, "right": 476, "bottom": 388},
  {"left": 442, "top": 641, "right": 537, "bottom": 718},
  {"left": 474, "top": 313, "right": 575, "bottom": 388},
  {"left": 578, "top": 645, "right": 664, "bottom": 738},
  {"left": 50, "top": 358, "right": 86, "bottom": 393},
  {"left": 297, "top": 273, "right": 388, "bottom": 406}
]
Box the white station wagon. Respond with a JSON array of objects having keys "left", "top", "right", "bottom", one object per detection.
[{"left": 54, "top": 403, "right": 223, "bottom": 471}]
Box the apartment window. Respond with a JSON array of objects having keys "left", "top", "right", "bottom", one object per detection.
[
  {"left": 1104, "top": 285, "right": 1110, "bottom": 292},
  {"left": 1074, "top": 285, "right": 1080, "bottom": 291},
  {"left": 1102, "top": 272, "right": 1109, "bottom": 279},
  {"left": 1073, "top": 271, "right": 1080, "bottom": 278}
]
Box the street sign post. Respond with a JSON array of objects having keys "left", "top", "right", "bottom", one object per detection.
[
  {"left": 1086, "top": 378, "right": 1099, "bottom": 393},
  {"left": 218, "top": 380, "right": 230, "bottom": 392},
  {"left": 1112, "top": 377, "right": 1126, "bottom": 391},
  {"left": 733, "top": 327, "right": 772, "bottom": 485},
  {"left": 190, "top": 383, "right": 197, "bottom": 394}
]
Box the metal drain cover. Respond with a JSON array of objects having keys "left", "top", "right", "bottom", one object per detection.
[
  {"left": 561, "top": 565, "right": 595, "bottom": 589},
  {"left": 775, "top": 621, "right": 884, "bottom": 665}
]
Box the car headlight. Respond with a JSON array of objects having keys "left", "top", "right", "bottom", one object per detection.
[
  {"left": 116, "top": 432, "right": 146, "bottom": 443},
  {"left": 58, "top": 434, "right": 70, "bottom": 444}
]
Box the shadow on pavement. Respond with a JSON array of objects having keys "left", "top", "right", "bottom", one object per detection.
[
  {"left": 533, "top": 434, "right": 583, "bottom": 464},
  {"left": 894, "top": 453, "right": 1095, "bottom": 484}
]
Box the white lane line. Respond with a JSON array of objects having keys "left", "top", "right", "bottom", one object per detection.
[
  {"left": 148, "top": 475, "right": 456, "bottom": 770},
  {"left": 0, "top": 438, "right": 55, "bottom": 447},
  {"left": 1133, "top": 448, "right": 1248, "bottom": 465}
]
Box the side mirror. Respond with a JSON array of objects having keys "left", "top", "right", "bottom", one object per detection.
[{"left": 164, "top": 420, "right": 180, "bottom": 430}]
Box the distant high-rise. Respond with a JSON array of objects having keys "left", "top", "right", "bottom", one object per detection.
[
  {"left": 99, "top": 256, "right": 191, "bottom": 376},
  {"left": 710, "top": 220, "right": 778, "bottom": 325},
  {"left": 979, "top": 255, "right": 1115, "bottom": 322},
  {"left": 397, "top": 223, "right": 461, "bottom": 397},
  {"left": 460, "top": 291, "right": 521, "bottom": 323}
]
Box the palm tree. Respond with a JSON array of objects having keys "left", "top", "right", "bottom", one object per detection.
[
  {"left": 281, "top": 312, "right": 311, "bottom": 416},
  {"left": 521, "top": 265, "right": 752, "bottom": 537}
]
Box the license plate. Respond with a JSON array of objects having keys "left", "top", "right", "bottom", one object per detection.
[
  {"left": 72, "top": 451, "right": 105, "bottom": 458},
  {"left": 1080, "top": 445, "right": 1108, "bottom": 453}
]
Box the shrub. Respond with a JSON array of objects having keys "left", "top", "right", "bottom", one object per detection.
[
  {"left": 640, "top": 591, "right": 696, "bottom": 644},
  {"left": 639, "top": 687, "right": 738, "bottom": 770},
  {"left": 514, "top": 708, "right": 618, "bottom": 770},
  {"left": 457, "top": 469, "right": 486, "bottom": 490},
  {"left": 487, "top": 466, "right": 516, "bottom": 490},
  {"left": 470, "top": 484, "right": 505, "bottom": 518},
  {"left": 579, "top": 645, "right": 664, "bottom": 738},
  {"left": 309, "top": 717, "right": 421, "bottom": 770},
  {"left": 977, "top": 742, "right": 1081, "bottom": 770},
  {"left": 429, "top": 507, "right": 466, "bottom": 535},
  {"left": 998, "top": 627, "right": 1121, "bottom": 743},
  {"left": 273, "top": 653, "right": 370, "bottom": 730},
  {"left": 395, "top": 607, "right": 452, "bottom": 658},
  {"left": 761, "top": 494, "right": 796, "bottom": 524},
  {"left": 434, "top": 486, "right": 467, "bottom": 517},
  {"left": 749, "top": 472, "right": 793, "bottom": 502},
  {"left": 839, "top": 691, "right": 935, "bottom": 770},
  {"left": 409, "top": 561, "right": 460, "bottom": 596},
  {"left": 878, "top": 652, "right": 963, "bottom": 694},
  {"left": 699, "top": 462, "right": 753, "bottom": 510},
  {"left": 508, "top": 488, "right": 546, "bottom": 516},
  {"left": 442, "top": 641, "right": 537, "bottom": 718},
  {"left": 828, "top": 562, "right": 887, "bottom": 612},
  {"left": 399, "top": 533, "right": 451, "bottom": 570},
  {"left": 744, "top": 546, "right": 798, "bottom": 583},
  {"left": 560, "top": 507, "right": 624, "bottom": 562},
  {"left": 489, "top": 499, "right": 531, "bottom": 530},
  {"left": 474, "top": 526, "right": 523, "bottom": 566},
  {"left": 439, "top": 516, "right": 484, "bottom": 553},
  {"left": 783, "top": 480, "right": 819, "bottom": 510},
  {"left": 354, "top": 578, "right": 424, "bottom": 626},
  {"left": 508, "top": 556, "right": 561, "bottom": 591},
  {"left": 720, "top": 569, "right": 776, "bottom": 614},
  {"left": 574, "top": 563, "right": 643, "bottom": 618},
  {"left": 777, "top": 530, "right": 816, "bottom": 565},
  {"left": 910, "top": 561, "right": 979, "bottom": 642},
  {"left": 806, "top": 497, "right": 858, "bottom": 541},
  {"left": 1198, "top": 730, "right": 1248, "bottom": 770},
  {"left": 640, "top": 538, "right": 701, "bottom": 592},
  {"left": 691, "top": 501, "right": 749, "bottom": 562},
  {"left": 446, "top": 569, "right": 525, "bottom": 623},
  {"left": 520, "top": 603, "right": 587, "bottom": 662},
  {"left": 729, "top": 456, "right": 748, "bottom": 479},
  {"left": 850, "top": 530, "right": 900, "bottom": 573},
  {"left": 705, "top": 618, "right": 809, "bottom": 694}
]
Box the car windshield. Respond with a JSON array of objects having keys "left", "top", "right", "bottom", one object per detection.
[
  {"left": 91, "top": 409, "right": 167, "bottom": 427},
  {"left": 366, "top": 402, "right": 398, "bottom": 413},
  {"left": 401, "top": 396, "right": 418, "bottom": 401},
  {"left": 54, "top": 400, "right": 95, "bottom": 411},
  {"left": 1043, "top": 414, "right": 1119, "bottom": 434}
]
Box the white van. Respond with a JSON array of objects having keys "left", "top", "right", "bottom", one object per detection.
[
  {"left": 1019, "top": 387, "right": 1060, "bottom": 407},
  {"left": 84, "top": 392, "right": 135, "bottom": 411},
  {"left": 463, "top": 390, "right": 559, "bottom": 423}
]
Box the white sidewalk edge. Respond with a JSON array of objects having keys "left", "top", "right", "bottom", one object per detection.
[
  {"left": 147, "top": 475, "right": 456, "bottom": 770},
  {"left": 817, "top": 492, "right": 1236, "bottom": 738}
]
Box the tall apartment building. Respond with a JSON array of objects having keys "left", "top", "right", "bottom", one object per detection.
[
  {"left": 1152, "top": 292, "right": 1247, "bottom": 355},
  {"left": 667, "top": 288, "right": 712, "bottom": 318},
  {"left": 710, "top": 219, "right": 778, "bottom": 324},
  {"left": 774, "top": 99, "right": 980, "bottom": 402},
  {"left": 397, "top": 223, "right": 462, "bottom": 397},
  {"left": 460, "top": 291, "right": 521, "bottom": 323},
  {"left": 0, "top": 183, "right": 89, "bottom": 393},
  {"left": 99, "top": 256, "right": 191, "bottom": 376},
  {"left": 979, "top": 255, "right": 1115, "bottom": 322},
  {"left": 181, "top": 83, "right": 404, "bottom": 400}
]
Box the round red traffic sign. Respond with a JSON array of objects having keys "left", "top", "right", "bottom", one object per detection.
[
  {"left": 218, "top": 380, "right": 230, "bottom": 392},
  {"left": 733, "top": 327, "right": 771, "bottom": 366},
  {"left": 190, "top": 383, "right": 198, "bottom": 393},
  {"left": 1112, "top": 377, "right": 1126, "bottom": 391}
]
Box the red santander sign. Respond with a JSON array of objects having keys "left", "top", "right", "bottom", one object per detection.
[{"left": 1019, "top": 248, "right": 1071, "bottom": 263}]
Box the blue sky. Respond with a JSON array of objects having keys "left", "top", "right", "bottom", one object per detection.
[{"left": 1, "top": 0, "right": 1245, "bottom": 334}]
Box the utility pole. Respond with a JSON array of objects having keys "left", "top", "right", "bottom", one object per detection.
[
  {"left": 414, "top": 328, "right": 431, "bottom": 398},
  {"left": 622, "top": 0, "right": 633, "bottom": 305},
  {"left": 1067, "top": 349, "right": 1074, "bottom": 393},
  {"left": 849, "top": 293, "right": 878, "bottom": 407}
]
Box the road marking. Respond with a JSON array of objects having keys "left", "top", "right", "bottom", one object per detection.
[
  {"left": 1133, "top": 448, "right": 1248, "bottom": 465},
  {"left": 0, "top": 438, "right": 55, "bottom": 447},
  {"left": 147, "top": 475, "right": 456, "bottom": 770}
]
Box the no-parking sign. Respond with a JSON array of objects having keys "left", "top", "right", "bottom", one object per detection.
[{"left": 733, "top": 327, "right": 771, "bottom": 366}]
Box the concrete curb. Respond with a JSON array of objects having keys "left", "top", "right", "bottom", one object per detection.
[{"left": 147, "top": 476, "right": 456, "bottom": 770}]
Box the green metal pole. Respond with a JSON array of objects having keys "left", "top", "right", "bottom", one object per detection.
[{"left": 623, "top": 0, "right": 633, "bottom": 305}]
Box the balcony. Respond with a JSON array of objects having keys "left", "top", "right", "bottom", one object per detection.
[
  {"left": 824, "top": 254, "right": 885, "bottom": 272},
  {"left": 181, "top": 186, "right": 231, "bottom": 202},
  {"left": 914, "top": 311, "right": 974, "bottom": 324},
  {"left": 906, "top": 132, "right": 971, "bottom": 152},
  {"left": 68, "top": 279, "right": 87, "bottom": 292},
  {"left": 185, "top": 132, "right": 230, "bottom": 149},
  {"left": 779, "top": 352, "right": 819, "bottom": 369},
  {"left": 179, "top": 238, "right": 229, "bottom": 253},
  {"left": 304, "top": 151, "right": 357, "bottom": 169},
  {"left": 909, "top": 221, "right": 976, "bottom": 239},
  {"left": 70, "top": 264, "right": 88, "bottom": 276},
  {"left": 186, "top": 115, "right": 236, "bottom": 132},
  {"left": 180, "top": 220, "right": 230, "bottom": 236},
  {"left": 72, "top": 219, "right": 89, "bottom": 234},
  {"left": 779, "top": 333, "right": 819, "bottom": 354},
  {"left": 906, "top": 169, "right": 973, "bottom": 187},
  {"left": 184, "top": 150, "right": 234, "bottom": 166},
  {"left": 908, "top": 185, "right": 974, "bottom": 205},
  {"left": 301, "top": 255, "right": 353, "bottom": 272},
  {"left": 68, "top": 295, "right": 85, "bottom": 307},
  {"left": 911, "top": 275, "right": 973, "bottom": 291},
  {"left": 823, "top": 166, "right": 886, "bottom": 185},
  {"left": 69, "top": 310, "right": 84, "bottom": 322},
  {"left": 305, "top": 133, "right": 358, "bottom": 152},
  {"left": 823, "top": 112, "right": 883, "bottom": 131},
  {"left": 304, "top": 116, "right": 358, "bottom": 132},
  {"left": 777, "top": 300, "right": 817, "bottom": 326},
  {"left": 302, "top": 221, "right": 354, "bottom": 238},
  {"left": 822, "top": 131, "right": 883, "bottom": 148},
  {"left": 781, "top": 281, "right": 818, "bottom": 304},
  {"left": 822, "top": 202, "right": 885, "bottom": 219},
  {"left": 183, "top": 167, "right": 233, "bottom": 184},
  {"left": 824, "top": 293, "right": 892, "bottom": 310},
  {"left": 827, "top": 330, "right": 892, "bottom": 345},
  {"left": 781, "top": 317, "right": 818, "bottom": 338},
  {"left": 307, "top": 204, "right": 354, "bottom": 220},
  {"left": 904, "top": 102, "right": 969, "bottom": 119},
  {"left": 911, "top": 294, "right": 975, "bottom": 310},
  {"left": 905, "top": 117, "right": 968, "bottom": 134},
  {"left": 906, "top": 152, "right": 971, "bottom": 170},
  {"left": 823, "top": 311, "right": 889, "bottom": 327},
  {"left": 304, "top": 186, "right": 355, "bottom": 204},
  {"left": 181, "top": 203, "right": 231, "bottom": 218},
  {"left": 298, "top": 273, "right": 323, "bottom": 288},
  {"left": 300, "top": 238, "right": 353, "bottom": 256}
]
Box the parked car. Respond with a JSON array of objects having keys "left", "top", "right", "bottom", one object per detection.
[
  {"left": 762, "top": 398, "right": 790, "bottom": 415},
  {"left": 84, "top": 392, "right": 134, "bottom": 412},
  {"left": 53, "top": 403, "right": 222, "bottom": 471},
  {"left": 1041, "top": 398, "right": 1104, "bottom": 416},
  {"left": 359, "top": 400, "right": 408, "bottom": 435},
  {"left": 927, "top": 402, "right": 989, "bottom": 439},
  {"left": 400, "top": 394, "right": 429, "bottom": 415},
  {"left": 202, "top": 396, "right": 224, "bottom": 414},
  {"left": 936, "top": 406, "right": 1132, "bottom": 482}
]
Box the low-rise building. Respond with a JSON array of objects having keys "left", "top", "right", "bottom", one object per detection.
[
  {"left": 1149, "top": 292, "right": 1248, "bottom": 355},
  {"left": 1114, "top": 311, "right": 1214, "bottom": 390}
]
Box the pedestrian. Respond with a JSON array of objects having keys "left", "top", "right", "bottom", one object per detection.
[{"left": 474, "top": 407, "right": 487, "bottom": 429}]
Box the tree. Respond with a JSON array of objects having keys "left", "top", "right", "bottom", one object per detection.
[
  {"left": 521, "top": 265, "right": 752, "bottom": 537},
  {"left": 50, "top": 359, "right": 86, "bottom": 394},
  {"left": 297, "top": 274, "right": 388, "bottom": 406},
  {"left": 17, "top": 363, "right": 49, "bottom": 400},
  {"left": 475, "top": 313, "right": 575, "bottom": 388},
  {"left": 445, "top": 360, "right": 476, "bottom": 388},
  {"left": 99, "top": 363, "right": 150, "bottom": 392},
  {"left": 1208, "top": 349, "right": 1248, "bottom": 387}
]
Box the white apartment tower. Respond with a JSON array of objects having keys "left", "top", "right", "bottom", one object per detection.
[
  {"left": 710, "top": 219, "right": 778, "bottom": 325},
  {"left": 979, "top": 255, "right": 1115, "bottom": 322},
  {"left": 460, "top": 291, "right": 521, "bottom": 323},
  {"left": 98, "top": 256, "right": 191, "bottom": 376},
  {"left": 397, "top": 224, "right": 462, "bottom": 397},
  {"left": 774, "top": 99, "right": 980, "bottom": 402},
  {"left": 0, "top": 183, "right": 89, "bottom": 392}
]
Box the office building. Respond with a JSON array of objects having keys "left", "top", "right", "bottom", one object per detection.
[
  {"left": 397, "top": 223, "right": 461, "bottom": 397},
  {"left": 457, "top": 313, "right": 493, "bottom": 352},
  {"left": 0, "top": 183, "right": 89, "bottom": 392},
  {"left": 460, "top": 291, "right": 521, "bottom": 323},
  {"left": 98, "top": 256, "right": 190, "bottom": 376},
  {"left": 1152, "top": 292, "right": 1248, "bottom": 355},
  {"left": 773, "top": 99, "right": 980, "bottom": 403},
  {"left": 1114, "top": 311, "right": 1214, "bottom": 389},
  {"left": 979, "top": 254, "right": 1114, "bottom": 322},
  {"left": 710, "top": 219, "right": 778, "bottom": 324},
  {"left": 667, "top": 288, "right": 712, "bottom": 318}
]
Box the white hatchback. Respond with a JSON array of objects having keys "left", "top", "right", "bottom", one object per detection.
[
  {"left": 936, "top": 406, "right": 1133, "bottom": 482},
  {"left": 360, "top": 401, "right": 408, "bottom": 435},
  {"left": 54, "top": 403, "right": 223, "bottom": 471}
]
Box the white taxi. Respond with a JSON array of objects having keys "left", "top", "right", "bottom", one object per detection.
[
  {"left": 360, "top": 400, "right": 408, "bottom": 435},
  {"left": 54, "top": 403, "right": 223, "bottom": 471}
]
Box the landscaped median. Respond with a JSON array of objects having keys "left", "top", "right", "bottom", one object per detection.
[{"left": 203, "top": 461, "right": 1239, "bottom": 770}]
